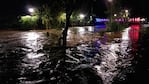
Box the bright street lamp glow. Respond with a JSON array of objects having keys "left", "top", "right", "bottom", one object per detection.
[
  {"left": 79, "top": 14, "right": 85, "bottom": 19},
  {"left": 125, "top": 10, "right": 128, "bottom": 13},
  {"left": 108, "top": 0, "right": 113, "bottom": 2},
  {"left": 114, "top": 14, "right": 117, "bottom": 17},
  {"left": 28, "top": 8, "right": 34, "bottom": 13}
]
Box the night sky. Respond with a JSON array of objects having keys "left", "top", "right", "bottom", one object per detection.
[
  {"left": 0, "top": 0, "right": 149, "bottom": 24},
  {"left": 121, "top": 0, "right": 149, "bottom": 17}
]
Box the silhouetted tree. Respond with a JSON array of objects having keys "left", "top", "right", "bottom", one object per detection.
[{"left": 39, "top": 4, "right": 52, "bottom": 30}]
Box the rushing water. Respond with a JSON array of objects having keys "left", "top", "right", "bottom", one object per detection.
[
  {"left": 0, "top": 31, "right": 49, "bottom": 84},
  {"left": 0, "top": 25, "right": 140, "bottom": 84},
  {"left": 0, "top": 27, "right": 95, "bottom": 84},
  {"left": 93, "top": 27, "right": 133, "bottom": 84}
]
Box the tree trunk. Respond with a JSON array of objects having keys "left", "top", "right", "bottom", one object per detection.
[
  {"left": 61, "top": 5, "right": 73, "bottom": 47},
  {"left": 58, "top": 11, "right": 71, "bottom": 63},
  {"left": 62, "top": 13, "right": 70, "bottom": 47}
]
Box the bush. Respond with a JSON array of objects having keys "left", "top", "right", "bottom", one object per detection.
[{"left": 106, "top": 22, "right": 128, "bottom": 32}]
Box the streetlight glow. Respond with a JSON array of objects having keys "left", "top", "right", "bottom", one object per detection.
[
  {"left": 79, "top": 14, "right": 85, "bottom": 19},
  {"left": 108, "top": 0, "right": 113, "bottom": 3},
  {"left": 28, "top": 8, "right": 35, "bottom": 13},
  {"left": 125, "top": 10, "right": 128, "bottom": 13},
  {"left": 114, "top": 14, "right": 117, "bottom": 17},
  {"left": 124, "top": 9, "right": 129, "bottom": 17}
]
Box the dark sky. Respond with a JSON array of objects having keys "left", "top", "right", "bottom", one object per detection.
[
  {"left": 121, "top": 0, "right": 149, "bottom": 17},
  {"left": 0, "top": 0, "right": 149, "bottom": 23},
  {"left": 0, "top": 0, "right": 39, "bottom": 18}
]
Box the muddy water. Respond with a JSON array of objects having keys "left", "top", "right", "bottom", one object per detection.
[
  {"left": 0, "top": 26, "right": 95, "bottom": 84},
  {"left": 0, "top": 25, "right": 140, "bottom": 84},
  {"left": 0, "top": 31, "right": 50, "bottom": 84}
]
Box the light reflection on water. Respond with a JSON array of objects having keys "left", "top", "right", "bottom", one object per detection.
[
  {"left": 95, "top": 27, "right": 133, "bottom": 84},
  {"left": 20, "top": 31, "right": 45, "bottom": 59},
  {"left": 19, "top": 32, "right": 47, "bottom": 83},
  {"left": 24, "top": 32, "right": 41, "bottom": 52},
  {"left": 129, "top": 24, "right": 140, "bottom": 52},
  {"left": 0, "top": 26, "right": 139, "bottom": 84},
  {"left": 18, "top": 27, "right": 96, "bottom": 83},
  {"left": 67, "top": 26, "right": 94, "bottom": 42},
  {"left": 68, "top": 26, "right": 94, "bottom": 35},
  {"left": 77, "top": 27, "right": 85, "bottom": 35},
  {"left": 88, "top": 26, "right": 94, "bottom": 32},
  {"left": 26, "top": 53, "right": 44, "bottom": 59},
  {"left": 122, "top": 27, "right": 130, "bottom": 40},
  {"left": 24, "top": 32, "right": 44, "bottom": 60},
  {"left": 26, "top": 32, "right": 40, "bottom": 40}
]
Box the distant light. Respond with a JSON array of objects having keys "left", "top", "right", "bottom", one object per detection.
[
  {"left": 28, "top": 8, "right": 34, "bottom": 13},
  {"left": 128, "top": 18, "right": 141, "bottom": 23},
  {"left": 114, "top": 14, "right": 117, "bottom": 17},
  {"left": 125, "top": 10, "right": 128, "bottom": 13},
  {"left": 108, "top": 0, "right": 113, "bottom": 2},
  {"left": 136, "top": 17, "right": 140, "bottom": 22},
  {"left": 118, "top": 19, "right": 121, "bottom": 22},
  {"left": 141, "top": 18, "right": 145, "bottom": 22},
  {"left": 95, "top": 18, "right": 109, "bottom": 22},
  {"left": 79, "top": 14, "right": 85, "bottom": 19}
]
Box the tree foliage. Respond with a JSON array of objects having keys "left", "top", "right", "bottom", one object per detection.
[
  {"left": 39, "top": 4, "right": 52, "bottom": 30},
  {"left": 19, "top": 15, "right": 39, "bottom": 29}
]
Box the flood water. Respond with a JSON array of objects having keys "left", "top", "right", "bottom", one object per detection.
[
  {"left": 0, "top": 25, "right": 140, "bottom": 84},
  {"left": 0, "top": 31, "right": 50, "bottom": 84}
]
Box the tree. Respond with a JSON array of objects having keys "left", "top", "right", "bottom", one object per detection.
[
  {"left": 39, "top": 4, "right": 52, "bottom": 30},
  {"left": 57, "top": 12, "right": 66, "bottom": 27},
  {"left": 59, "top": 0, "right": 86, "bottom": 46},
  {"left": 19, "top": 15, "right": 39, "bottom": 29},
  {"left": 47, "top": 0, "right": 87, "bottom": 47},
  {"left": 61, "top": 0, "right": 76, "bottom": 47}
]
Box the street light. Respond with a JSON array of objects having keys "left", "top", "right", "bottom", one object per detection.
[
  {"left": 79, "top": 14, "right": 85, "bottom": 19},
  {"left": 114, "top": 14, "right": 117, "bottom": 17},
  {"left": 125, "top": 9, "right": 128, "bottom": 13},
  {"left": 28, "top": 8, "right": 35, "bottom": 15},
  {"left": 108, "top": 0, "right": 113, "bottom": 3}
]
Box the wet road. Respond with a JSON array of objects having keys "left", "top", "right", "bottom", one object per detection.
[{"left": 0, "top": 25, "right": 140, "bottom": 84}]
